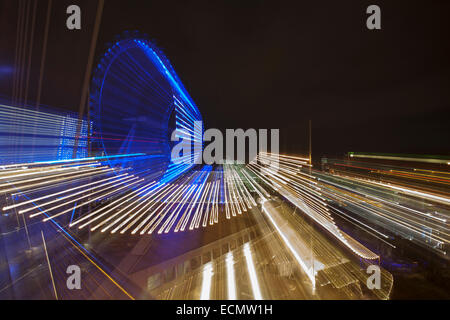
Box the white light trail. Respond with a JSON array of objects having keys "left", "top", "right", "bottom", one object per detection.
[
  {"left": 30, "top": 175, "right": 138, "bottom": 218},
  {"left": 0, "top": 166, "right": 107, "bottom": 192},
  {"left": 9, "top": 168, "right": 113, "bottom": 194},
  {"left": 71, "top": 181, "right": 158, "bottom": 228},
  {"left": 117, "top": 184, "right": 171, "bottom": 232},
  {"left": 261, "top": 201, "right": 316, "bottom": 289},
  {"left": 42, "top": 178, "right": 144, "bottom": 222},
  {"left": 161, "top": 183, "right": 198, "bottom": 234},
  {"left": 121, "top": 183, "right": 179, "bottom": 234},
  {"left": 370, "top": 180, "right": 450, "bottom": 205},
  {"left": 200, "top": 262, "right": 213, "bottom": 300},
  {"left": 177, "top": 171, "right": 210, "bottom": 232},
  {"left": 226, "top": 252, "right": 236, "bottom": 300},
  {"left": 190, "top": 182, "right": 211, "bottom": 230},
  {"left": 96, "top": 182, "right": 159, "bottom": 232},
  {"left": 147, "top": 184, "right": 190, "bottom": 234},
  {"left": 19, "top": 173, "right": 131, "bottom": 215},
  {"left": 243, "top": 243, "right": 262, "bottom": 300},
  {"left": 2, "top": 169, "right": 116, "bottom": 211}
]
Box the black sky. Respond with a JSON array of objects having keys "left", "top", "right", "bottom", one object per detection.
[{"left": 0, "top": 0, "right": 449, "bottom": 159}]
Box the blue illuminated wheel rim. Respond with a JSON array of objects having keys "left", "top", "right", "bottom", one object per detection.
[{"left": 90, "top": 32, "right": 203, "bottom": 183}]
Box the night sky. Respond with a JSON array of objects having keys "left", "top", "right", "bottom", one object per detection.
[{"left": 0, "top": 0, "right": 449, "bottom": 160}]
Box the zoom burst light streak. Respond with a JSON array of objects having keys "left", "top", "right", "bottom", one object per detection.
[
  {"left": 318, "top": 156, "right": 450, "bottom": 257},
  {"left": 226, "top": 252, "right": 237, "bottom": 300},
  {"left": 252, "top": 153, "right": 380, "bottom": 261},
  {"left": 0, "top": 103, "right": 90, "bottom": 164},
  {"left": 243, "top": 243, "right": 263, "bottom": 300},
  {"left": 200, "top": 262, "right": 213, "bottom": 300}
]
